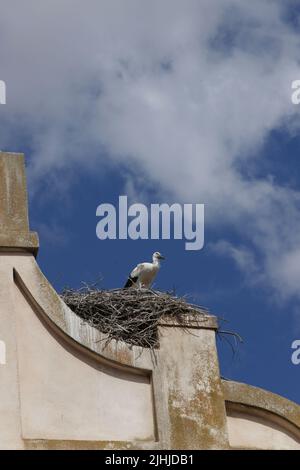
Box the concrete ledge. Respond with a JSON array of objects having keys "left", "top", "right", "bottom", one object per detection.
[
  {"left": 159, "top": 314, "right": 218, "bottom": 330},
  {"left": 222, "top": 379, "right": 300, "bottom": 430},
  {"left": 24, "top": 439, "right": 159, "bottom": 450},
  {"left": 0, "top": 232, "right": 39, "bottom": 256}
]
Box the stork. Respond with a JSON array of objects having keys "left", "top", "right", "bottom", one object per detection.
[{"left": 124, "top": 252, "right": 165, "bottom": 289}]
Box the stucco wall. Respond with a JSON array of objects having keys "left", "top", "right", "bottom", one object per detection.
[
  {"left": 227, "top": 411, "right": 300, "bottom": 450},
  {"left": 14, "top": 273, "right": 154, "bottom": 442},
  {"left": 0, "top": 255, "right": 23, "bottom": 449},
  {"left": 0, "top": 253, "right": 155, "bottom": 447}
]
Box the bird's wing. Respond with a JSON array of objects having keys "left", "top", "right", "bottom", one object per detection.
[
  {"left": 123, "top": 263, "right": 145, "bottom": 288},
  {"left": 130, "top": 263, "right": 145, "bottom": 278}
]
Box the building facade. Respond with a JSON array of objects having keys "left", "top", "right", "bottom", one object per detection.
[{"left": 0, "top": 152, "right": 299, "bottom": 450}]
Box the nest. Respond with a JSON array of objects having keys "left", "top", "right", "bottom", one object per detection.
[{"left": 61, "top": 287, "right": 209, "bottom": 349}]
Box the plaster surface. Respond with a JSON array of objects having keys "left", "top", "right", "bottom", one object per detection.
[{"left": 227, "top": 411, "right": 300, "bottom": 450}]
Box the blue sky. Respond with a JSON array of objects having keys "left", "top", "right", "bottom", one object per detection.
[{"left": 0, "top": 0, "right": 300, "bottom": 403}]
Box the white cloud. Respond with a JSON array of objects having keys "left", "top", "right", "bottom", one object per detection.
[
  {"left": 1, "top": 1, "right": 300, "bottom": 301},
  {"left": 210, "top": 240, "right": 260, "bottom": 280}
]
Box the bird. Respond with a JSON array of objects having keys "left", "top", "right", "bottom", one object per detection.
[{"left": 124, "top": 252, "right": 165, "bottom": 289}]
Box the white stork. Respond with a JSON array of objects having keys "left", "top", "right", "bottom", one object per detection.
[{"left": 124, "top": 252, "right": 165, "bottom": 289}]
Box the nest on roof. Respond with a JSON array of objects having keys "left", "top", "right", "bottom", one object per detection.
[{"left": 61, "top": 287, "right": 209, "bottom": 349}]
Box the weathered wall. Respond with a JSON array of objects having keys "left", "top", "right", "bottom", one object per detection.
[
  {"left": 223, "top": 381, "right": 300, "bottom": 450},
  {"left": 158, "top": 324, "right": 228, "bottom": 449},
  {"left": 0, "top": 152, "right": 38, "bottom": 255},
  {"left": 0, "top": 251, "right": 226, "bottom": 449}
]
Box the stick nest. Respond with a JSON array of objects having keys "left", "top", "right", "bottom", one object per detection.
[{"left": 61, "top": 287, "right": 209, "bottom": 349}]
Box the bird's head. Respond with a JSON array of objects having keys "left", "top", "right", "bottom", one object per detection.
[{"left": 153, "top": 251, "right": 165, "bottom": 261}]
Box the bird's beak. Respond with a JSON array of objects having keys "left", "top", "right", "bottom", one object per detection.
[{"left": 159, "top": 255, "right": 165, "bottom": 260}]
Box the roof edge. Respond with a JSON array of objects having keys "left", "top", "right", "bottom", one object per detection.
[{"left": 222, "top": 379, "right": 300, "bottom": 429}]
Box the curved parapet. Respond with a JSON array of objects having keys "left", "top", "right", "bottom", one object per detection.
[
  {"left": 13, "top": 258, "right": 217, "bottom": 372},
  {"left": 223, "top": 380, "right": 300, "bottom": 450},
  {"left": 13, "top": 259, "right": 154, "bottom": 374}
]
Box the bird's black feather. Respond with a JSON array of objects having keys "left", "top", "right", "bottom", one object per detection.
[{"left": 124, "top": 276, "right": 138, "bottom": 288}]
